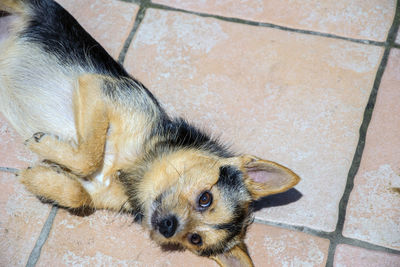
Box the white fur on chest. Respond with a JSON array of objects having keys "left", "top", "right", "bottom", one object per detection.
[
  {"left": 80, "top": 139, "right": 115, "bottom": 194},
  {"left": 80, "top": 124, "right": 143, "bottom": 194}
]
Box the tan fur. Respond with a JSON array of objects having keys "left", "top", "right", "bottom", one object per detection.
[
  {"left": 239, "top": 155, "right": 301, "bottom": 199},
  {"left": 19, "top": 74, "right": 141, "bottom": 212},
  {"left": 212, "top": 243, "right": 254, "bottom": 267},
  {"left": 25, "top": 74, "right": 108, "bottom": 176},
  {"left": 20, "top": 165, "right": 92, "bottom": 208},
  {"left": 0, "top": 1, "right": 301, "bottom": 266}
]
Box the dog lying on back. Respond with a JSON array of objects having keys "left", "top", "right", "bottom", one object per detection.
[{"left": 0, "top": 0, "right": 300, "bottom": 266}]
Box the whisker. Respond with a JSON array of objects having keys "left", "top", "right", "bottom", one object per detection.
[
  {"left": 209, "top": 157, "right": 220, "bottom": 169},
  {"left": 165, "top": 158, "right": 182, "bottom": 178}
]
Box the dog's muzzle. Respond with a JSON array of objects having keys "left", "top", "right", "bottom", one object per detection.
[{"left": 157, "top": 215, "right": 178, "bottom": 238}]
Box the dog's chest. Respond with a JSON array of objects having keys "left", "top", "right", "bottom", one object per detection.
[{"left": 81, "top": 118, "right": 150, "bottom": 194}]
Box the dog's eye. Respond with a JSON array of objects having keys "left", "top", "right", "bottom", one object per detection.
[
  {"left": 198, "top": 191, "right": 212, "bottom": 208},
  {"left": 189, "top": 233, "right": 202, "bottom": 246}
]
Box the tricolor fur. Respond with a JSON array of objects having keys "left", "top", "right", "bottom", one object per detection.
[{"left": 0, "top": 0, "right": 300, "bottom": 266}]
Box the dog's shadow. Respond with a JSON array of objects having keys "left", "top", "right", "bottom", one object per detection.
[{"left": 251, "top": 188, "right": 303, "bottom": 211}]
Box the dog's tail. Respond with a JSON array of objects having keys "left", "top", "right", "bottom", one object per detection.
[{"left": 0, "top": 0, "right": 28, "bottom": 14}]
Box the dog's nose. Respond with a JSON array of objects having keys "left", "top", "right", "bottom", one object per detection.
[{"left": 158, "top": 215, "right": 178, "bottom": 238}]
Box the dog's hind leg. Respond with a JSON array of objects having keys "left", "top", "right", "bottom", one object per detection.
[
  {"left": 19, "top": 165, "right": 92, "bottom": 209},
  {"left": 25, "top": 74, "right": 109, "bottom": 177}
]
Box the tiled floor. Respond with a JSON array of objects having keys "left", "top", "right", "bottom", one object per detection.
[{"left": 0, "top": 0, "right": 399, "bottom": 266}]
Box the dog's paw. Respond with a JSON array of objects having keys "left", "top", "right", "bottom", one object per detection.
[
  {"left": 24, "top": 132, "right": 59, "bottom": 157},
  {"left": 33, "top": 132, "right": 46, "bottom": 142},
  {"left": 18, "top": 166, "right": 33, "bottom": 184},
  {"left": 42, "top": 160, "right": 70, "bottom": 174},
  {"left": 24, "top": 132, "right": 47, "bottom": 146}
]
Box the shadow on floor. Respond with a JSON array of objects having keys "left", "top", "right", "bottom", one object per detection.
[{"left": 252, "top": 188, "right": 303, "bottom": 212}]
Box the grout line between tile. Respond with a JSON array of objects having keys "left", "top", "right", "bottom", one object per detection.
[
  {"left": 254, "top": 218, "right": 400, "bottom": 256},
  {"left": 118, "top": 0, "right": 150, "bottom": 64},
  {"left": 334, "top": 0, "right": 400, "bottom": 236},
  {"left": 114, "top": 0, "right": 400, "bottom": 262},
  {"left": 142, "top": 2, "right": 388, "bottom": 47},
  {"left": 339, "top": 236, "right": 400, "bottom": 255},
  {"left": 253, "top": 218, "right": 332, "bottom": 239},
  {"left": 26, "top": 206, "right": 58, "bottom": 267},
  {"left": 326, "top": 242, "right": 338, "bottom": 266},
  {"left": 119, "top": 0, "right": 142, "bottom": 4},
  {"left": 325, "top": 1, "right": 400, "bottom": 266},
  {"left": 0, "top": 166, "right": 18, "bottom": 173}
]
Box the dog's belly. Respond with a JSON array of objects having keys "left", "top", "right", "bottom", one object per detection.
[{"left": 0, "top": 42, "right": 77, "bottom": 141}]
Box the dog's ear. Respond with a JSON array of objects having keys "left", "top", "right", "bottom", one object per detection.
[
  {"left": 211, "top": 242, "right": 254, "bottom": 267},
  {"left": 238, "top": 154, "right": 300, "bottom": 200}
]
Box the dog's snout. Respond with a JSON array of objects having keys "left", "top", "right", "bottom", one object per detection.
[{"left": 158, "top": 215, "right": 178, "bottom": 238}]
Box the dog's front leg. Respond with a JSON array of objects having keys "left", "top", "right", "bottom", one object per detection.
[
  {"left": 26, "top": 74, "right": 109, "bottom": 177},
  {"left": 19, "top": 164, "right": 92, "bottom": 208}
]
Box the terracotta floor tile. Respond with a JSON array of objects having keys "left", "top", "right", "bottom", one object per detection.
[
  {"left": 0, "top": 172, "right": 51, "bottom": 266},
  {"left": 37, "top": 209, "right": 218, "bottom": 266},
  {"left": 334, "top": 244, "right": 400, "bottom": 267},
  {"left": 343, "top": 49, "right": 400, "bottom": 250},
  {"left": 124, "top": 9, "right": 383, "bottom": 231},
  {"left": 55, "top": 0, "right": 139, "bottom": 58},
  {"left": 0, "top": 114, "right": 36, "bottom": 169},
  {"left": 37, "top": 209, "right": 329, "bottom": 266},
  {"left": 246, "top": 224, "right": 330, "bottom": 266},
  {"left": 153, "top": 0, "right": 395, "bottom": 42}
]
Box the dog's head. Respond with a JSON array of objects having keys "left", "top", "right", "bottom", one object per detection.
[{"left": 129, "top": 149, "right": 300, "bottom": 266}]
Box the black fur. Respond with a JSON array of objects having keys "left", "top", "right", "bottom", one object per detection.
[
  {"left": 21, "top": 0, "right": 232, "bottom": 161},
  {"left": 200, "top": 205, "right": 250, "bottom": 257},
  {"left": 153, "top": 118, "right": 234, "bottom": 158},
  {"left": 16, "top": 0, "right": 252, "bottom": 259},
  {"left": 21, "top": 0, "right": 128, "bottom": 78},
  {"left": 196, "top": 166, "right": 252, "bottom": 257},
  {"left": 102, "top": 78, "right": 165, "bottom": 114},
  {"left": 0, "top": 1, "right": 300, "bottom": 264},
  {"left": 119, "top": 118, "right": 235, "bottom": 213},
  {"left": 23, "top": 0, "right": 165, "bottom": 114},
  {"left": 118, "top": 170, "right": 144, "bottom": 218},
  {"left": 217, "top": 165, "right": 243, "bottom": 190},
  {"left": 23, "top": 1, "right": 231, "bottom": 161}
]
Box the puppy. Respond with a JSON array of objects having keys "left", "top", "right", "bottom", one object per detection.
[{"left": 0, "top": 0, "right": 300, "bottom": 266}]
